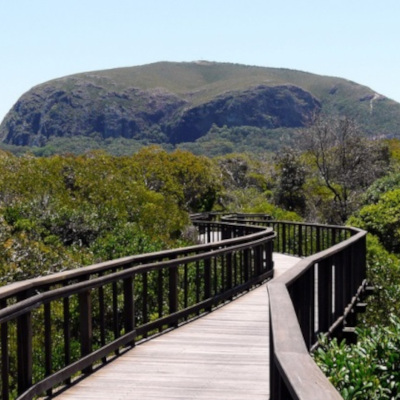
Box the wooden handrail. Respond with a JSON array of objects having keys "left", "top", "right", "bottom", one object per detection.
[
  {"left": 268, "top": 223, "right": 367, "bottom": 400},
  {"left": 0, "top": 219, "right": 275, "bottom": 400},
  {"left": 0, "top": 214, "right": 367, "bottom": 400},
  {"left": 224, "top": 215, "right": 367, "bottom": 399}
]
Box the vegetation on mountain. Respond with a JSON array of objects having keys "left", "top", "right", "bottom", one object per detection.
[{"left": 1, "top": 61, "right": 400, "bottom": 155}]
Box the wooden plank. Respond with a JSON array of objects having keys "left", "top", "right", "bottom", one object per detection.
[{"left": 54, "top": 254, "right": 299, "bottom": 400}]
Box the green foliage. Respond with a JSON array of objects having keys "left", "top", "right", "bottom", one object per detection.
[
  {"left": 361, "top": 235, "right": 400, "bottom": 325},
  {"left": 386, "top": 138, "right": 400, "bottom": 170},
  {"left": 212, "top": 152, "right": 302, "bottom": 220},
  {"left": 273, "top": 148, "right": 306, "bottom": 213},
  {"left": 349, "top": 189, "right": 400, "bottom": 254},
  {"left": 132, "top": 146, "right": 221, "bottom": 212},
  {"left": 362, "top": 172, "right": 400, "bottom": 205},
  {"left": 178, "top": 125, "right": 294, "bottom": 157},
  {"left": 0, "top": 149, "right": 222, "bottom": 284},
  {"left": 90, "top": 223, "right": 164, "bottom": 261},
  {"left": 220, "top": 187, "right": 300, "bottom": 221},
  {"left": 314, "top": 315, "right": 400, "bottom": 399}
]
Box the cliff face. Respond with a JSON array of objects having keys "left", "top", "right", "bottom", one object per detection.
[
  {"left": 1, "top": 81, "right": 187, "bottom": 146},
  {"left": 168, "top": 85, "right": 320, "bottom": 144},
  {"left": 0, "top": 81, "right": 319, "bottom": 147},
  {"left": 1, "top": 61, "right": 400, "bottom": 148}
]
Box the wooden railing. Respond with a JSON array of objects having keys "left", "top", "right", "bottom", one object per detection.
[
  {"left": 0, "top": 219, "right": 274, "bottom": 400},
  {"left": 0, "top": 213, "right": 367, "bottom": 400},
  {"left": 225, "top": 214, "right": 367, "bottom": 400}
]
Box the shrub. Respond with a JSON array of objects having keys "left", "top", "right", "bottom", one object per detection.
[{"left": 314, "top": 315, "right": 400, "bottom": 399}]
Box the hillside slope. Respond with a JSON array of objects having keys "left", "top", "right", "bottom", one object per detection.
[{"left": 1, "top": 61, "right": 400, "bottom": 152}]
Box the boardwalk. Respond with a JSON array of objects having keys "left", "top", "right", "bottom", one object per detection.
[{"left": 54, "top": 254, "right": 300, "bottom": 400}]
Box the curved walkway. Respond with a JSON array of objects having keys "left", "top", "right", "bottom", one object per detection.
[{"left": 54, "top": 254, "right": 300, "bottom": 400}]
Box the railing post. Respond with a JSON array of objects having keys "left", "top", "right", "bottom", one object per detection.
[
  {"left": 298, "top": 224, "right": 303, "bottom": 257},
  {"left": 316, "top": 226, "right": 321, "bottom": 253},
  {"left": 79, "top": 289, "right": 93, "bottom": 373},
  {"left": 358, "top": 234, "right": 367, "bottom": 286},
  {"left": 331, "top": 228, "right": 337, "bottom": 246},
  {"left": 334, "top": 252, "right": 344, "bottom": 323},
  {"left": 206, "top": 224, "right": 211, "bottom": 243},
  {"left": 123, "top": 276, "right": 135, "bottom": 346},
  {"left": 226, "top": 252, "right": 233, "bottom": 290},
  {"left": 282, "top": 223, "right": 286, "bottom": 254},
  {"left": 1, "top": 299, "right": 9, "bottom": 400},
  {"left": 17, "top": 308, "right": 33, "bottom": 395},
  {"left": 204, "top": 256, "right": 212, "bottom": 311},
  {"left": 243, "top": 248, "right": 250, "bottom": 283},
  {"left": 158, "top": 269, "right": 164, "bottom": 323},
  {"left": 142, "top": 272, "right": 148, "bottom": 329},
  {"left": 63, "top": 296, "right": 71, "bottom": 384},
  {"left": 44, "top": 302, "right": 52, "bottom": 396},
  {"left": 169, "top": 264, "right": 179, "bottom": 326},
  {"left": 112, "top": 281, "right": 119, "bottom": 346},
  {"left": 98, "top": 284, "right": 107, "bottom": 363},
  {"left": 317, "top": 259, "right": 333, "bottom": 334}
]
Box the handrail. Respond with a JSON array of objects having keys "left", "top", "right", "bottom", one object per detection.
[
  {"left": 0, "top": 214, "right": 368, "bottom": 400},
  {"left": 229, "top": 215, "right": 366, "bottom": 399},
  {"left": 0, "top": 219, "right": 274, "bottom": 400}
]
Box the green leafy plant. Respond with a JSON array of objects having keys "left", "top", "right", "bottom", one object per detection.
[{"left": 314, "top": 315, "right": 400, "bottom": 399}]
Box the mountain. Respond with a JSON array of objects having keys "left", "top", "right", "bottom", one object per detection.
[{"left": 1, "top": 61, "right": 400, "bottom": 154}]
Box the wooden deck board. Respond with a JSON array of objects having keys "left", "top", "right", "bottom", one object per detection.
[{"left": 54, "top": 254, "right": 299, "bottom": 400}]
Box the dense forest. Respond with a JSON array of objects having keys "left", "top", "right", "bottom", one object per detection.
[{"left": 1, "top": 115, "right": 400, "bottom": 397}]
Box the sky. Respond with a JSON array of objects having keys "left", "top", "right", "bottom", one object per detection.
[{"left": 1, "top": 0, "right": 400, "bottom": 124}]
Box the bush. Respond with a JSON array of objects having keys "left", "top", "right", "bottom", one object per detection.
[
  {"left": 361, "top": 235, "right": 400, "bottom": 326},
  {"left": 314, "top": 315, "right": 400, "bottom": 399},
  {"left": 348, "top": 189, "right": 400, "bottom": 254}
]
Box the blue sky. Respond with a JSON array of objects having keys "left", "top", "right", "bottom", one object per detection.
[{"left": 1, "top": 0, "right": 400, "bottom": 123}]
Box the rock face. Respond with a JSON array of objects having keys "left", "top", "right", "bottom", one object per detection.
[
  {"left": 1, "top": 82, "right": 319, "bottom": 147},
  {"left": 1, "top": 61, "right": 400, "bottom": 147},
  {"left": 168, "top": 85, "right": 320, "bottom": 144},
  {"left": 1, "top": 82, "right": 187, "bottom": 146}
]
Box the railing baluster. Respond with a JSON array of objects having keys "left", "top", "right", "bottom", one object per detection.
[
  {"left": 169, "top": 264, "right": 179, "bottom": 325},
  {"left": 1, "top": 299, "right": 9, "bottom": 400},
  {"left": 142, "top": 272, "right": 148, "bottom": 329},
  {"left": 63, "top": 296, "right": 71, "bottom": 385},
  {"left": 158, "top": 269, "right": 164, "bottom": 324},
  {"left": 44, "top": 301, "right": 52, "bottom": 396},
  {"left": 184, "top": 263, "right": 189, "bottom": 310},
  {"left": 123, "top": 276, "right": 135, "bottom": 346},
  {"left": 213, "top": 256, "right": 218, "bottom": 294},
  {"left": 226, "top": 253, "right": 233, "bottom": 297},
  {"left": 316, "top": 226, "right": 321, "bottom": 253},
  {"left": 195, "top": 261, "right": 200, "bottom": 307},
  {"left": 282, "top": 223, "right": 286, "bottom": 254},
  {"left": 317, "top": 258, "right": 333, "bottom": 334},
  {"left": 79, "top": 288, "right": 93, "bottom": 373},
  {"left": 17, "top": 292, "right": 33, "bottom": 395},
  {"left": 98, "top": 284, "right": 106, "bottom": 362},
  {"left": 112, "top": 281, "right": 119, "bottom": 347},
  {"left": 298, "top": 224, "right": 303, "bottom": 257}
]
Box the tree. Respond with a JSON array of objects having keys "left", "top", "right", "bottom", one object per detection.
[
  {"left": 349, "top": 189, "right": 400, "bottom": 254},
  {"left": 131, "top": 146, "right": 220, "bottom": 212},
  {"left": 273, "top": 148, "right": 306, "bottom": 213},
  {"left": 301, "top": 115, "right": 389, "bottom": 223}
]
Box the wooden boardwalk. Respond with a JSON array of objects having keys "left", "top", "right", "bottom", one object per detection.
[{"left": 54, "top": 254, "right": 300, "bottom": 400}]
